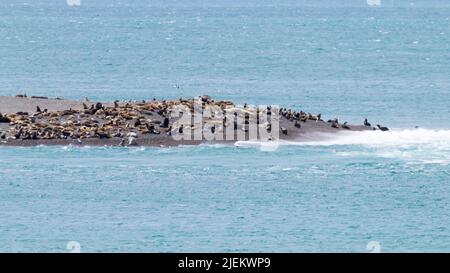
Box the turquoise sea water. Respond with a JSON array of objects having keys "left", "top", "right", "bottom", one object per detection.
[{"left": 1, "top": 0, "right": 450, "bottom": 252}]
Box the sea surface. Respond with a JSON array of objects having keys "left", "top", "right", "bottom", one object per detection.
[{"left": 1, "top": 0, "right": 450, "bottom": 252}]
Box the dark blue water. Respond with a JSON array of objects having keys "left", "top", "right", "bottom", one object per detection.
[{"left": 1, "top": 0, "right": 450, "bottom": 252}]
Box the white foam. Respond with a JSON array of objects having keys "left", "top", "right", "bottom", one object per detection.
[
  {"left": 235, "top": 129, "right": 450, "bottom": 148},
  {"left": 235, "top": 129, "right": 450, "bottom": 164},
  {"left": 287, "top": 129, "right": 450, "bottom": 148}
]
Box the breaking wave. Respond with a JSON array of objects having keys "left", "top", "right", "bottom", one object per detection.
[
  {"left": 236, "top": 129, "right": 450, "bottom": 148},
  {"left": 292, "top": 128, "right": 450, "bottom": 148},
  {"left": 235, "top": 129, "right": 450, "bottom": 164}
]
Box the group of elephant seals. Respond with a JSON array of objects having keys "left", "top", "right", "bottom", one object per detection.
[{"left": 0, "top": 95, "right": 390, "bottom": 146}]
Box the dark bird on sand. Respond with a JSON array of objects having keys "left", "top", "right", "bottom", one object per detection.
[
  {"left": 294, "top": 120, "right": 301, "bottom": 128},
  {"left": 377, "top": 124, "right": 389, "bottom": 131},
  {"left": 364, "top": 118, "right": 371, "bottom": 127},
  {"left": 331, "top": 121, "right": 339, "bottom": 128},
  {"left": 280, "top": 127, "right": 288, "bottom": 135},
  {"left": 160, "top": 117, "right": 170, "bottom": 128},
  {"left": 342, "top": 122, "right": 350, "bottom": 130},
  {"left": 328, "top": 118, "right": 339, "bottom": 124},
  {"left": 95, "top": 102, "right": 103, "bottom": 111},
  {"left": 36, "top": 106, "right": 42, "bottom": 113}
]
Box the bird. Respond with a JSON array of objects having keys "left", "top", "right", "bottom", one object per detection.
[
  {"left": 160, "top": 117, "right": 170, "bottom": 128},
  {"left": 331, "top": 120, "right": 339, "bottom": 128},
  {"left": 377, "top": 124, "right": 389, "bottom": 131},
  {"left": 364, "top": 118, "right": 371, "bottom": 127},
  {"left": 328, "top": 117, "right": 339, "bottom": 124},
  {"left": 342, "top": 122, "right": 350, "bottom": 130}
]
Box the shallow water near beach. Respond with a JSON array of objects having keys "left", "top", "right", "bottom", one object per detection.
[{"left": 1, "top": 0, "right": 450, "bottom": 252}]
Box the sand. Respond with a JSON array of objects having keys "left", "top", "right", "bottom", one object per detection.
[{"left": 0, "top": 96, "right": 374, "bottom": 147}]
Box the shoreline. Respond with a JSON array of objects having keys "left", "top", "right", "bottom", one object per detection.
[{"left": 0, "top": 95, "right": 380, "bottom": 147}]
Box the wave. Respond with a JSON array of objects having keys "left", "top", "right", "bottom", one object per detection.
[
  {"left": 235, "top": 129, "right": 450, "bottom": 164},
  {"left": 292, "top": 128, "right": 450, "bottom": 147},
  {"left": 236, "top": 129, "right": 450, "bottom": 148}
]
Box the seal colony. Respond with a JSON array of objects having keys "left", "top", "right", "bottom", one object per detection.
[{"left": 0, "top": 95, "right": 388, "bottom": 147}]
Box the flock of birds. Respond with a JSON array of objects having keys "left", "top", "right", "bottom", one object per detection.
[{"left": 277, "top": 106, "right": 389, "bottom": 133}]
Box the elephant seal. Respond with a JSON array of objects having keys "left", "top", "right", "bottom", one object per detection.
[{"left": 0, "top": 113, "right": 11, "bottom": 123}]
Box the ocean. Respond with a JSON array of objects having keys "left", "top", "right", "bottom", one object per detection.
[{"left": 1, "top": 0, "right": 450, "bottom": 252}]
